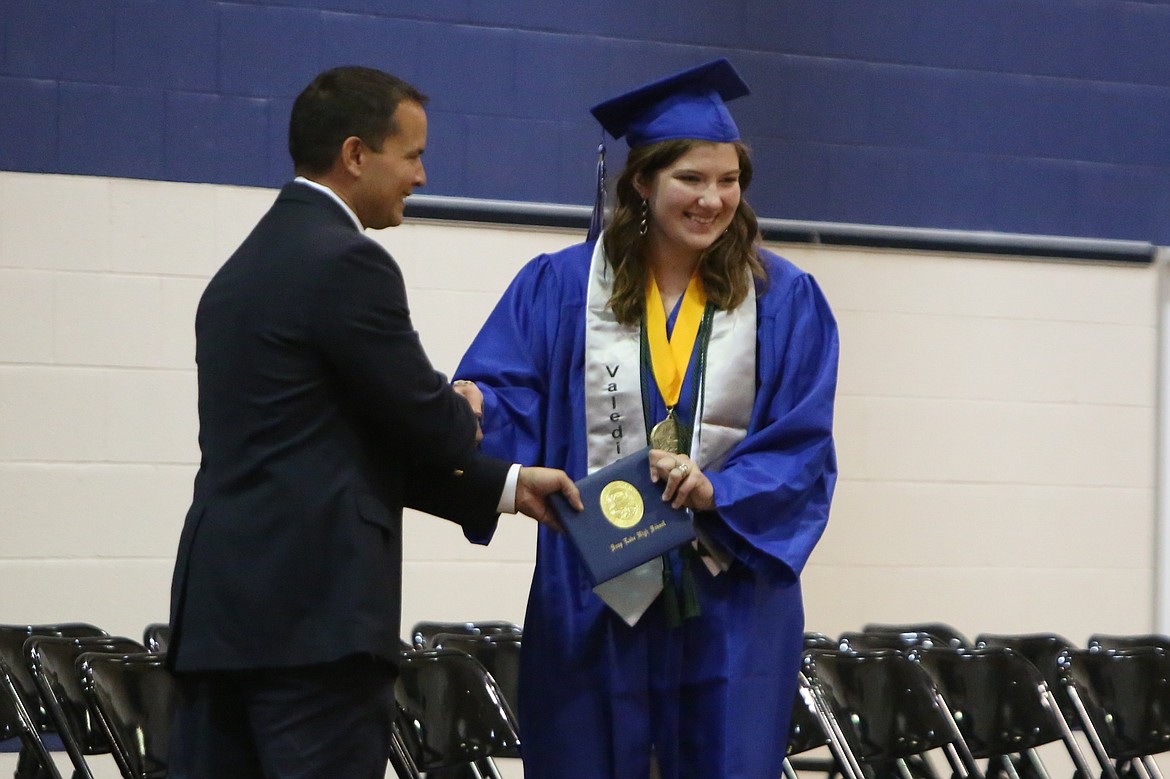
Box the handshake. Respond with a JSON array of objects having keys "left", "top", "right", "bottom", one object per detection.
[{"left": 452, "top": 379, "right": 583, "bottom": 530}]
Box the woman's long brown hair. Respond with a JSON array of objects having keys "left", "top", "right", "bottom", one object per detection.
[{"left": 601, "top": 139, "right": 765, "bottom": 326}]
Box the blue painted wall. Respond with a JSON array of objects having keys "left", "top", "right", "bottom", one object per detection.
[{"left": 3, "top": 1, "right": 1170, "bottom": 243}]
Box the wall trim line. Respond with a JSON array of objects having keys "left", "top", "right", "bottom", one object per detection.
[{"left": 403, "top": 195, "right": 1157, "bottom": 264}]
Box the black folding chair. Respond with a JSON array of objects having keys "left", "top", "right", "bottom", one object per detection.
[
  {"left": 394, "top": 648, "right": 520, "bottom": 779},
  {"left": 0, "top": 623, "right": 106, "bottom": 779},
  {"left": 425, "top": 633, "right": 524, "bottom": 779},
  {"left": 832, "top": 631, "right": 960, "bottom": 779},
  {"left": 27, "top": 635, "right": 145, "bottom": 779},
  {"left": 78, "top": 652, "right": 175, "bottom": 779},
  {"left": 910, "top": 646, "right": 1098, "bottom": 779},
  {"left": 801, "top": 648, "right": 983, "bottom": 779},
  {"left": 0, "top": 659, "right": 62, "bottom": 779},
  {"left": 1058, "top": 647, "right": 1170, "bottom": 779}
]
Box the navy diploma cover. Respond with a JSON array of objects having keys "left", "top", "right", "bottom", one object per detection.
[{"left": 551, "top": 447, "right": 695, "bottom": 585}]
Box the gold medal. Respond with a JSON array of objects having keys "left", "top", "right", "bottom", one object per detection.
[
  {"left": 599, "top": 480, "right": 644, "bottom": 529},
  {"left": 644, "top": 275, "right": 706, "bottom": 457},
  {"left": 649, "top": 409, "right": 680, "bottom": 453}
]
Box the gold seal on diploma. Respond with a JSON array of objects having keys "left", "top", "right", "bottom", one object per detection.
[{"left": 599, "top": 480, "right": 644, "bottom": 529}]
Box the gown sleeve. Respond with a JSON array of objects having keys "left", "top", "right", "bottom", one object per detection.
[
  {"left": 700, "top": 269, "right": 839, "bottom": 580},
  {"left": 454, "top": 253, "right": 566, "bottom": 467}
]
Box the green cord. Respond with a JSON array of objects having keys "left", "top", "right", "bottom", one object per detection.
[
  {"left": 661, "top": 558, "right": 682, "bottom": 628},
  {"left": 640, "top": 303, "right": 716, "bottom": 628}
]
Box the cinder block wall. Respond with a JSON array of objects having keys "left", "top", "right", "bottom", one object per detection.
[{"left": 0, "top": 171, "right": 1156, "bottom": 648}]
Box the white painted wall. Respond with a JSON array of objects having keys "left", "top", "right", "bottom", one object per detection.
[{"left": 0, "top": 170, "right": 1157, "bottom": 670}]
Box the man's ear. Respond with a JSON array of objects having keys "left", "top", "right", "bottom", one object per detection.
[{"left": 338, "top": 136, "right": 365, "bottom": 177}]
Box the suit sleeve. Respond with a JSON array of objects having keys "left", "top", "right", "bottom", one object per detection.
[
  {"left": 403, "top": 451, "right": 511, "bottom": 544},
  {"left": 313, "top": 236, "right": 509, "bottom": 528}
]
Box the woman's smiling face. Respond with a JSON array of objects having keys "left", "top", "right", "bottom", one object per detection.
[{"left": 636, "top": 142, "right": 741, "bottom": 262}]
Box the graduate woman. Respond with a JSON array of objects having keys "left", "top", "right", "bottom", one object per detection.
[{"left": 455, "top": 58, "right": 839, "bottom": 779}]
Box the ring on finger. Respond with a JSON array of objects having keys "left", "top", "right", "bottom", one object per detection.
[{"left": 675, "top": 462, "right": 690, "bottom": 477}]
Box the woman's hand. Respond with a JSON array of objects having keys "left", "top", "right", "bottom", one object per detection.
[
  {"left": 648, "top": 449, "right": 715, "bottom": 512},
  {"left": 452, "top": 379, "right": 484, "bottom": 443}
]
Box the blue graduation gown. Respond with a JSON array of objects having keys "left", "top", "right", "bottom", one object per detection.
[{"left": 456, "top": 241, "right": 839, "bottom": 779}]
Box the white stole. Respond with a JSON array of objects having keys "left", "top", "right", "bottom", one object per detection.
[{"left": 583, "top": 237, "right": 756, "bottom": 624}]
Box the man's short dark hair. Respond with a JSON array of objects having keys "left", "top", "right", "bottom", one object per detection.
[{"left": 289, "top": 66, "right": 428, "bottom": 175}]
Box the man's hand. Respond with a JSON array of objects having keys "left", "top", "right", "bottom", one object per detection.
[
  {"left": 452, "top": 379, "right": 484, "bottom": 443},
  {"left": 515, "top": 467, "right": 583, "bottom": 532}
]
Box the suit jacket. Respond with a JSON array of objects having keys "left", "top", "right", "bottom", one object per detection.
[{"left": 168, "top": 182, "right": 510, "bottom": 672}]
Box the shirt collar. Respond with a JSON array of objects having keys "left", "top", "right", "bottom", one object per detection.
[{"left": 294, "top": 176, "right": 364, "bottom": 231}]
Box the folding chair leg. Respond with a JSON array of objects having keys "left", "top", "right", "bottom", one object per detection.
[
  {"left": 1041, "top": 685, "right": 1099, "bottom": 779},
  {"left": 998, "top": 754, "right": 1023, "bottom": 779},
  {"left": 388, "top": 723, "right": 420, "bottom": 779},
  {"left": 1021, "top": 749, "right": 1051, "bottom": 779},
  {"left": 14, "top": 745, "right": 60, "bottom": 779},
  {"left": 470, "top": 757, "right": 505, "bottom": 779},
  {"left": 800, "top": 676, "right": 865, "bottom": 779},
  {"left": 1142, "top": 758, "right": 1166, "bottom": 779},
  {"left": 1065, "top": 686, "right": 1121, "bottom": 779}
]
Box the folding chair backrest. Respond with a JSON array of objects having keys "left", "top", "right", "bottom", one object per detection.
[
  {"left": 1087, "top": 634, "right": 1170, "bottom": 653},
  {"left": 395, "top": 648, "right": 520, "bottom": 772},
  {"left": 1059, "top": 647, "right": 1170, "bottom": 762},
  {"left": 141, "top": 624, "right": 170, "bottom": 655},
  {"left": 0, "top": 623, "right": 106, "bottom": 738},
  {"left": 975, "top": 632, "right": 1078, "bottom": 726},
  {"left": 840, "top": 631, "right": 943, "bottom": 652},
  {"left": 863, "top": 623, "right": 968, "bottom": 648},
  {"left": 409, "top": 620, "right": 521, "bottom": 650},
  {"left": 804, "top": 632, "right": 837, "bottom": 651},
  {"left": 430, "top": 633, "right": 521, "bottom": 726},
  {"left": 79, "top": 652, "right": 175, "bottom": 779},
  {"left": 27, "top": 636, "right": 145, "bottom": 779}
]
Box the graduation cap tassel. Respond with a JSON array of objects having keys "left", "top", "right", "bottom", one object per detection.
[{"left": 586, "top": 141, "right": 606, "bottom": 242}]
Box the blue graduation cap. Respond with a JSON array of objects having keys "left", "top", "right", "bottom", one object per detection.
[
  {"left": 591, "top": 57, "right": 751, "bottom": 148},
  {"left": 586, "top": 58, "right": 751, "bottom": 239}
]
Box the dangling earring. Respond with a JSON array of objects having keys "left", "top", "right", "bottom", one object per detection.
[{"left": 639, "top": 199, "right": 649, "bottom": 237}]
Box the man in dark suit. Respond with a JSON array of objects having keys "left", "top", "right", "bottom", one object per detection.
[{"left": 166, "top": 66, "right": 580, "bottom": 779}]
